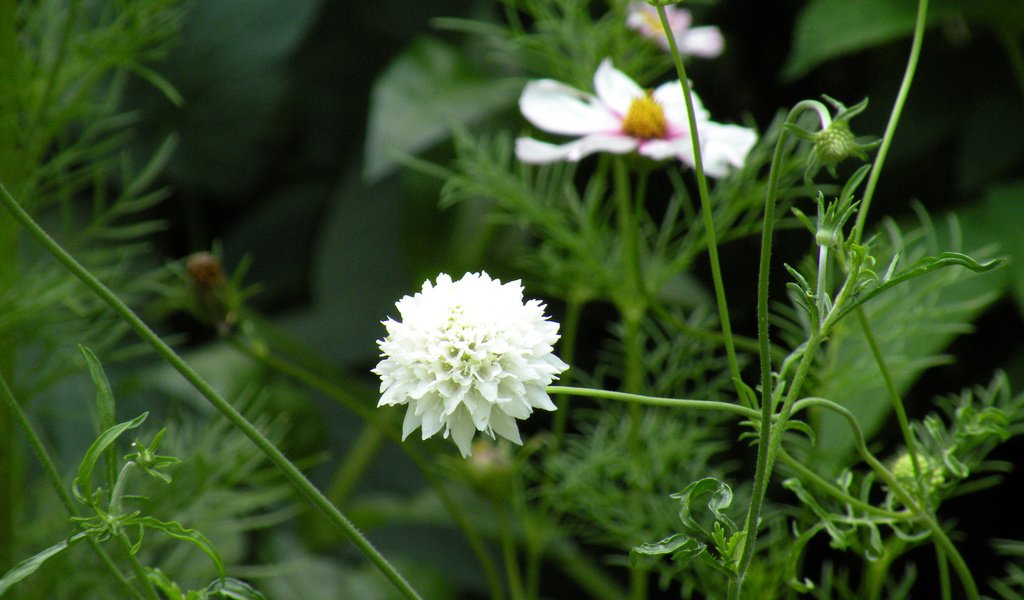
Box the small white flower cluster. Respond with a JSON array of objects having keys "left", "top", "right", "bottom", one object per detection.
[{"left": 374, "top": 272, "right": 568, "bottom": 457}]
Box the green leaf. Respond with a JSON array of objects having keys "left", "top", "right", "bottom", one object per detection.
[
  {"left": 630, "top": 533, "right": 702, "bottom": 565},
  {"left": 0, "top": 533, "right": 88, "bottom": 596},
  {"left": 670, "top": 476, "right": 737, "bottom": 536},
  {"left": 203, "top": 577, "right": 269, "bottom": 599},
  {"left": 72, "top": 413, "right": 148, "bottom": 505},
  {"left": 130, "top": 516, "right": 225, "bottom": 578},
  {"left": 79, "top": 346, "right": 118, "bottom": 492},
  {"left": 782, "top": 0, "right": 951, "bottom": 81},
  {"left": 834, "top": 251, "right": 1005, "bottom": 322},
  {"left": 363, "top": 37, "right": 521, "bottom": 182}
]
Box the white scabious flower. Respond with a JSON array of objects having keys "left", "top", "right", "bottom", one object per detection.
[{"left": 373, "top": 272, "right": 569, "bottom": 457}]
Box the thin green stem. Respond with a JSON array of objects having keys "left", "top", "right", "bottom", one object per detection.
[
  {"left": 0, "top": 182, "right": 424, "bottom": 600},
  {"left": 327, "top": 425, "right": 384, "bottom": 507},
  {"left": 656, "top": 4, "right": 743, "bottom": 404},
  {"left": 733, "top": 99, "right": 829, "bottom": 598},
  {"left": 776, "top": 450, "right": 908, "bottom": 519},
  {"left": 0, "top": 371, "right": 142, "bottom": 599},
  {"left": 852, "top": 0, "right": 930, "bottom": 243},
  {"left": 856, "top": 308, "right": 923, "bottom": 487},
  {"left": 732, "top": 330, "right": 825, "bottom": 599},
  {"left": 115, "top": 531, "right": 160, "bottom": 600},
  {"left": 496, "top": 502, "right": 526, "bottom": 600},
  {"left": 547, "top": 386, "right": 760, "bottom": 421},
  {"left": 232, "top": 330, "right": 505, "bottom": 600},
  {"left": 792, "top": 397, "right": 978, "bottom": 599},
  {"left": 936, "top": 544, "right": 952, "bottom": 600}
]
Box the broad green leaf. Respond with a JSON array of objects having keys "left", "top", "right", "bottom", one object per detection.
[
  {"left": 630, "top": 533, "right": 702, "bottom": 564},
  {"left": 203, "top": 577, "right": 269, "bottom": 599},
  {"left": 0, "top": 532, "right": 88, "bottom": 596},
  {"left": 782, "top": 0, "right": 951, "bottom": 81},
  {"left": 72, "top": 413, "right": 148, "bottom": 505},
  {"left": 363, "top": 37, "right": 521, "bottom": 182},
  {"left": 79, "top": 346, "right": 118, "bottom": 491}
]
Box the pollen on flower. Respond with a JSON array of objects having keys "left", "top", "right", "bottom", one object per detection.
[
  {"left": 373, "top": 272, "right": 569, "bottom": 458},
  {"left": 621, "top": 93, "right": 668, "bottom": 140}
]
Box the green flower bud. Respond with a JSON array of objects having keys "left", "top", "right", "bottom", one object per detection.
[{"left": 812, "top": 120, "right": 862, "bottom": 170}]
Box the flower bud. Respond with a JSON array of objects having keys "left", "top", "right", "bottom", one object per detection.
[{"left": 812, "top": 120, "right": 860, "bottom": 170}]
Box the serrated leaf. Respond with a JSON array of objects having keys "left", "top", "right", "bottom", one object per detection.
[
  {"left": 363, "top": 37, "right": 520, "bottom": 182},
  {"left": 0, "top": 532, "right": 88, "bottom": 596},
  {"left": 670, "top": 476, "right": 736, "bottom": 535},
  {"left": 834, "top": 251, "right": 1005, "bottom": 322},
  {"left": 130, "top": 516, "right": 224, "bottom": 578}
]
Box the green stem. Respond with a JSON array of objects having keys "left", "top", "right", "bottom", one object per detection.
[
  {"left": 496, "top": 502, "right": 525, "bottom": 600},
  {"left": 732, "top": 331, "right": 825, "bottom": 599},
  {"left": 852, "top": 0, "right": 930, "bottom": 243},
  {"left": 855, "top": 308, "right": 923, "bottom": 488},
  {"left": 0, "top": 371, "right": 142, "bottom": 599},
  {"left": 0, "top": 182, "right": 424, "bottom": 600},
  {"left": 776, "top": 450, "right": 908, "bottom": 519},
  {"left": 791, "top": 397, "right": 978, "bottom": 599},
  {"left": 115, "top": 531, "right": 160, "bottom": 600},
  {"left": 326, "top": 425, "right": 383, "bottom": 507},
  {"left": 547, "top": 386, "right": 760, "bottom": 420},
  {"left": 656, "top": 4, "right": 743, "bottom": 404},
  {"left": 732, "top": 99, "right": 830, "bottom": 598},
  {"left": 936, "top": 544, "right": 952, "bottom": 600},
  {"left": 232, "top": 330, "right": 505, "bottom": 600}
]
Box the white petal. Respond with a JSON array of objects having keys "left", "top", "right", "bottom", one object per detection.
[
  {"left": 490, "top": 411, "right": 523, "bottom": 446},
  {"left": 640, "top": 137, "right": 695, "bottom": 164},
  {"left": 524, "top": 385, "right": 557, "bottom": 411},
  {"left": 519, "top": 79, "right": 620, "bottom": 135},
  {"left": 401, "top": 407, "right": 421, "bottom": 440},
  {"left": 516, "top": 135, "right": 638, "bottom": 164},
  {"left": 448, "top": 407, "right": 477, "bottom": 457},
  {"left": 593, "top": 59, "right": 643, "bottom": 117},
  {"left": 679, "top": 26, "right": 725, "bottom": 58},
  {"left": 653, "top": 80, "right": 709, "bottom": 134},
  {"left": 699, "top": 122, "right": 758, "bottom": 178}
]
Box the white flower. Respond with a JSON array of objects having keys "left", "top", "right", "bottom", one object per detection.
[
  {"left": 515, "top": 59, "right": 756, "bottom": 177},
  {"left": 373, "top": 272, "right": 568, "bottom": 458},
  {"left": 626, "top": 3, "right": 724, "bottom": 57}
]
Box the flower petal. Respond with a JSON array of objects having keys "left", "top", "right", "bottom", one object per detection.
[
  {"left": 678, "top": 26, "right": 725, "bottom": 58},
  {"left": 490, "top": 410, "right": 523, "bottom": 446},
  {"left": 519, "top": 79, "right": 620, "bottom": 135},
  {"left": 653, "top": 80, "right": 709, "bottom": 134},
  {"left": 699, "top": 122, "right": 758, "bottom": 177},
  {"left": 593, "top": 59, "right": 643, "bottom": 117},
  {"left": 639, "top": 137, "right": 695, "bottom": 164},
  {"left": 448, "top": 406, "right": 477, "bottom": 458},
  {"left": 516, "top": 135, "right": 638, "bottom": 164}
]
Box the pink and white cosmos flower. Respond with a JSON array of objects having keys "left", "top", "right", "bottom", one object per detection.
[
  {"left": 515, "top": 59, "right": 757, "bottom": 178},
  {"left": 626, "top": 2, "right": 725, "bottom": 57}
]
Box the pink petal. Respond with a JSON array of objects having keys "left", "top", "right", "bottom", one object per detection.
[{"left": 679, "top": 26, "right": 725, "bottom": 58}]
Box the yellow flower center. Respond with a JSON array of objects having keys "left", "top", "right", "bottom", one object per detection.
[
  {"left": 621, "top": 93, "right": 667, "bottom": 140},
  {"left": 639, "top": 12, "right": 665, "bottom": 35}
]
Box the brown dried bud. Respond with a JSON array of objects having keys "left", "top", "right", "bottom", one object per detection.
[{"left": 186, "top": 252, "right": 226, "bottom": 292}]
